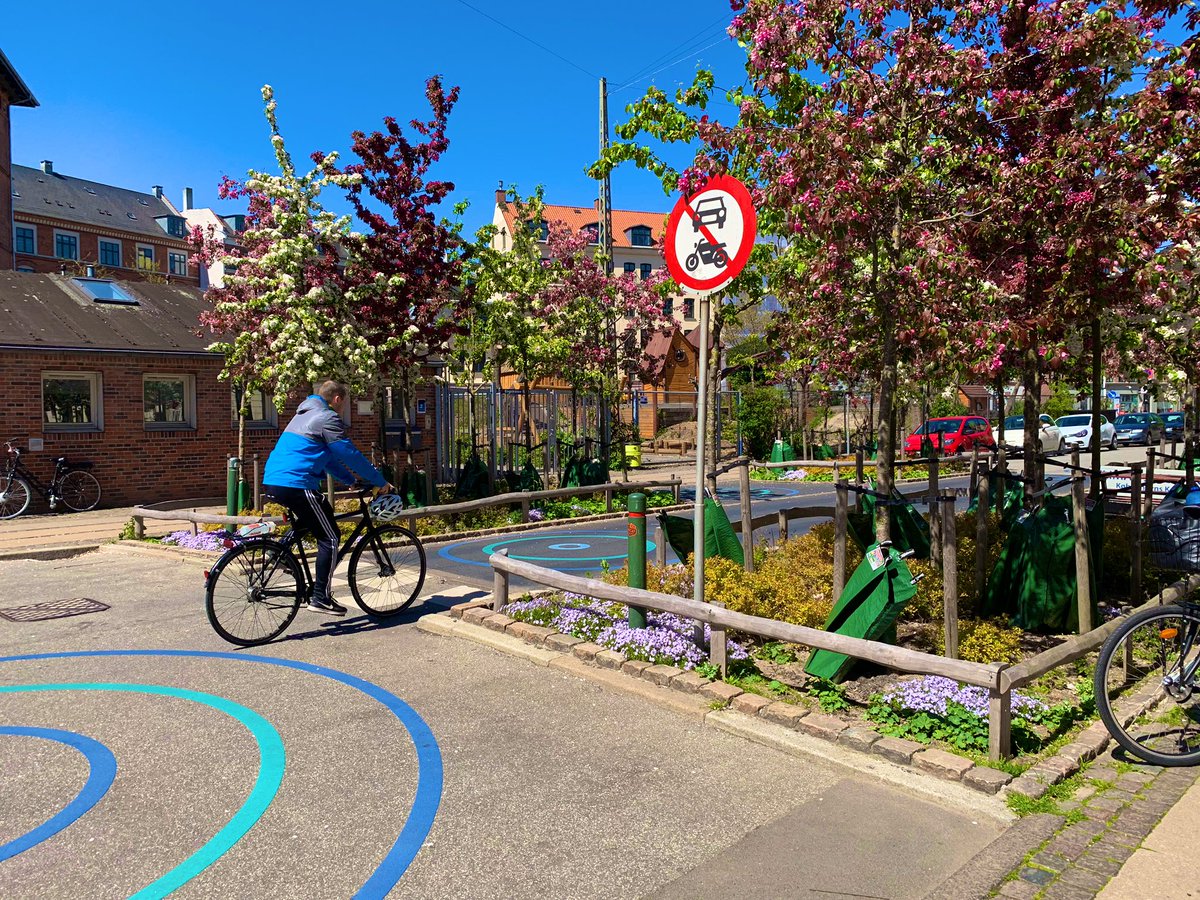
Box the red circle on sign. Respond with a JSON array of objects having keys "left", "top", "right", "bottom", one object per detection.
[{"left": 665, "top": 174, "right": 757, "bottom": 293}]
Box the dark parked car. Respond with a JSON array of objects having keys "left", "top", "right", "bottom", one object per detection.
[
  {"left": 1114, "top": 412, "right": 1165, "bottom": 446},
  {"left": 1162, "top": 411, "right": 1186, "bottom": 441}
]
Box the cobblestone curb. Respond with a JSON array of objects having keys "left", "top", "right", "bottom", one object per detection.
[
  {"left": 993, "top": 749, "right": 1200, "bottom": 899},
  {"left": 446, "top": 600, "right": 1017, "bottom": 797}
]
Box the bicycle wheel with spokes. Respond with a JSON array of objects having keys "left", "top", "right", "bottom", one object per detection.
[
  {"left": 58, "top": 469, "right": 101, "bottom": 512},
  {"left": 348, "top": 524, "right": 426, "bottom": 616},
  {"left": 1095, "top": 603, "right": 1200, "bottom": 767},
  {"left": 0, "top": 476, "right": 31, "bottom": 519},
  {"left": 205, "top": 539, "right": 303, "bottom": 646}
]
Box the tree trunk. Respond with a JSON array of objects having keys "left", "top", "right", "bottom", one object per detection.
[
  {"left": 875, "top": 328, "right": 898, "bottom": 543},
  {"left": 1090, "top": 317, "right": 1103, "bottom": 499},
  {"left": 1022, "top": 351, "right": 1040, "bottom": 506},
  {"left": 709, "top": 317, "right": 723, "bottom": 470}
]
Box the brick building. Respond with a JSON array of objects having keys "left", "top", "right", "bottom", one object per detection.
[
  {"left": 11, "top": 162, "right": 201, "bottom": 287},
  {"left": 0, "top": 271, "right": 434, "bottom": 510},
  {"left": 0, "top": 48, "right": 39, "bottom": 270}
]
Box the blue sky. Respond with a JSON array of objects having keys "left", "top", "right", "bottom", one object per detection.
[{"left": 5, "top": 1, "right": 749, "bottom": 237}]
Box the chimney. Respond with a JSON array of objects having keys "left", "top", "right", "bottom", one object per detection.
[
  {"left": 182, "top": 187, "right": 194, "bottom": 211},
  {"left": 40, "top": 160, "right": 53, "bottom": 175},
  {"left": 151, "top": 185, "right": 163, "bottom": 199}
]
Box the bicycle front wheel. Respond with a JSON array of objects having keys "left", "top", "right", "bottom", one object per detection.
[
  {"left": 205, "top": 539, "right": 303, "bottom": 646},
  {"left": 348, "top": 525, "right": 426, "bottom": 616},
  {"left": 58, "top": 469, "right": 101, "bottom": 512},
  {"left": 1095, "top": 604, "right": 1200, "bottom": 766},
  {"left": 0, "top": 476, "right": 31, "bottom": 519}
]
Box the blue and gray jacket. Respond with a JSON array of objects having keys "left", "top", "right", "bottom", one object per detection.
[{"left": 263, "top": 396, "right": 385, "bottom": 491}]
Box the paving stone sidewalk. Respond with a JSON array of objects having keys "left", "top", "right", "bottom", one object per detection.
[{"left": 992, "top": 747, "right": 1200, "bottom": 899}]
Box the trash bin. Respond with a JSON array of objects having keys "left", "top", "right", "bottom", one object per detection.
[
  {"left": 625, "top": 444, "right": 641, "bottom": 468},
  {"left": 770, "top": 439, "right": 795, "bottom": 463}
]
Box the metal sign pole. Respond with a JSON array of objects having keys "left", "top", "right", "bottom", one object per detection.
[{"left": 694, "top": 293, "right": 710, "bottom": 608}]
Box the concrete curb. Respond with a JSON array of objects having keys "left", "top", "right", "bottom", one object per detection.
[
  {"left": 0, "top": 543, "right": 103, "bottom": 562},
  {"left": 421, "top": 601, "right": 1018, "bottom": 819}
]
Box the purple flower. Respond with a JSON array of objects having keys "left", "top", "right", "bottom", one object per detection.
[
  {"left": 161, "top": 530, "right": 227, "bottom": 552},
  {"left": 880, "top": 675, "right": 1046, "bottom": 720},
  {"left": 528, "top": 508, "right": 546, "bottom": 522}
]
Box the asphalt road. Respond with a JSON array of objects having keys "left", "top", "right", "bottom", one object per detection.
[{"left": 0, "top": 546, "right": 1013, "bottom": 899}]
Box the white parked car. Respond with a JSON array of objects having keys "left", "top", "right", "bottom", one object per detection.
[
  {"left": 992, "top": 414, "right": 1064, "bottom": 453},
  {"left": 1055, "top": 413, "right": 1117, "bottom": 451}
]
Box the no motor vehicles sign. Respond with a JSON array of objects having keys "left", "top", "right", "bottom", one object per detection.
[{"left": 665, "top": 174, "right": 757, "bottom": 295}]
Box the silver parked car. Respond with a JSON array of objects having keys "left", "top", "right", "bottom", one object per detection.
[{"left": 1055, "top": 413, "right": 1117, "bottom": 450}]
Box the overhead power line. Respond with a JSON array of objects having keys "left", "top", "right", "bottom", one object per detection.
[{"left": 449, "top": 0, "right": 600, "bottom": 80}]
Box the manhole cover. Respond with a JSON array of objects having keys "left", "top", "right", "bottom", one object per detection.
[{"left": 0, "top": 597, "right": 110, "bottom": 622}]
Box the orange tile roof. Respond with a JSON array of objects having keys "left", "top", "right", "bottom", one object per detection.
[{"left": 496, "top": 192, "right": 668, "bottom": 248}]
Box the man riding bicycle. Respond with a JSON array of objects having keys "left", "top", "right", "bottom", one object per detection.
[{"left": 263, "top": 380, "right": 391, "bottom": 616}]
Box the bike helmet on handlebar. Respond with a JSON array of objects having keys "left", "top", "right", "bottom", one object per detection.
[{"left": 369, "top": 493, "right": 405, "bottom": 522}]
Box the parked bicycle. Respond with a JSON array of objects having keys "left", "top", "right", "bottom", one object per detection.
[
  {"left": 0, "top": 440, "right": 102, "bottom": 519},
  {"left": 204, "top": 487, "right": 426, "bottom": 646},
  {"left": 1094, "top": 520, "right": 1200, "bottom": 766}
]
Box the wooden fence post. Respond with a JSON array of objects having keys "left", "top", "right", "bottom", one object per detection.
[
  {"left": 133, "top": 515, "right": 145, "bottom": 539},
  {"left": 1145, "top": 449, "right": 1156, "bottom": 523},
  {"left": 655, "top": 525, "right": 667, "bottom": 568},
  {"left": 709, "top": 599, "right": 728, "bottom": 678},
  {"left": 929, "top": 454, "right": 942, "bottom": 567},
  {"left": 989, "top": 686, "right": 1012, "bottom": 761},
  {"left": 605, "top": 486, "right": 613, "bottom": 513},
  {"left": 520, "top": 497, "right": 530, "bottom": 523},
  {"left": 1130, "top": 462, "right": 1144, "bottom": 602},
  {"left": 739, "top": 458, "right": 754, "bottom": 572},
  {"left": 1071, "top": 450, "right": 1093, "bottom": 635},
  {"left": 855, "top": 447, "right": 865, "bottom": 514},
  {"left": 942, "top": 495, "right": 959, "bottom": 660},
  {"left": 996, "top": 445, "right": 1007, "bottom": 508},
  {"left": 834, "top": 479, "right": 848, "bottom": 602},
  {"left": 253, "top": 453, "right": 261, "bottom": 513},
  {"left": 969, "top": 444, "right": 979, "bottom": 501},
  {"left": 491, "top": 549, "right": 510, "bottom": 612},
  {"left": 975, "top": 470, "right": 990, "bottom": 606},
  {"left": 777, "top": 510, "right": 789, "bottom": 546}
]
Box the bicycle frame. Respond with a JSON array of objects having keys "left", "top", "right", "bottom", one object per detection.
[{"left": 3, "top": 448, "right": 68, "bottom": 501}]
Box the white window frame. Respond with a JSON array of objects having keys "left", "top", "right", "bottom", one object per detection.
[
  {"left": 42, "top": 371, "right": 103, "bottom": 432},
  {"left": 231, "top": 387, "right": 278, "bottom": 429},
  {"left": 53, "top": 229, "right": 80, "bottom": 261},
  {"left": 136, "top": 244, "right": 156, "bottom": 272},
  {"left": 98, "top": 238, "right": 122, "bottom": 268},
  {"left": 14, "top": 223, "right": 36, "bottom": 255},
  {"left": 143, "top": 373, "right": 196, "bottom": 430},
  {"left": 168, "top": 250, "right": 188, "bottom": 276}
]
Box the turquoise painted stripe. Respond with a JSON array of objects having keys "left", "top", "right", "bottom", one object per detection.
[{"left": 0, "top": 683, "right": 284, "bottom": 899}]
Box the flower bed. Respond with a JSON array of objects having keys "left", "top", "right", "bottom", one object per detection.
[{"left": 750, "top": 463, "right": 969, "bottom": 483}]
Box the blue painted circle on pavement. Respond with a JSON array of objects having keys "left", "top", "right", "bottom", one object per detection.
[
  {"left": 547, "top": 542, "right": 589, "bottom": 551},
  {"left": 0, "top": 726, "right": 117, "bottom": 864},
  {"left": 0, "top": 650, "right": 442, "bottom": 900},
  {"left": 441, "top": 532, "right": 657, "bottom": 569}
]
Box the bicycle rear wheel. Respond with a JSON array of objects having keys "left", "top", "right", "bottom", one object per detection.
[
  {"left": 1095, "top": 604, "right": 1200, "bottom": 766},
  {"left": 58, "top": 469, "right": 101, "bottom": 512},
  {"left": 0, "top": 476, "right": 31, "bottom": 519},
  {"left": 206, "top": 539, "right": 303, "bottom": 646},
  {"left": 348, "top": 524, "right": 426, "bottom": 616}
]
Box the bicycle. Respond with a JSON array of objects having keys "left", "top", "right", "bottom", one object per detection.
[
  {"left": 204, "top": 487, "right": 426, "bottom": 647},
  {"left": 1094, "top": 519, "right": 1200, "bottom": 766},
  {"left": 0, "top": 440, "right": 102, "bottom": 519}
]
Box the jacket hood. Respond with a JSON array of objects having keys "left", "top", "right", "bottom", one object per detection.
[{"left": 296, "top": 395, "right": 328, "bottom": 415}]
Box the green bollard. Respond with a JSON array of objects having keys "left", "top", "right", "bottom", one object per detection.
[
  {"left": 225, "top": 456, "right": 240, "bottom": 533},
  {"left": 627, "top": 492, "right": 647, "bottom": 629}
]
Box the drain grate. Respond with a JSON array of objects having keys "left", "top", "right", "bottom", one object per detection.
[{"left": 0, "top": 597, "right": 111, "bottom": 622}]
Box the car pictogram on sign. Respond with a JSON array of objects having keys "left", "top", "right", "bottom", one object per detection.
[{"left": 691, "top": 196, "right": 727, "bottom": 231}]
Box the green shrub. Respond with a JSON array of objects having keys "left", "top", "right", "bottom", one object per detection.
[{"left": 956, "top": 619, "right": 1024, "bottom": 665}]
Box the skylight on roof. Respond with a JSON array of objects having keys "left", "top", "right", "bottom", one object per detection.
[
  {"left": 137, "top": 198, "right": 150, "bottom": 206},
  {"left": 127, "top": 212, "right": 137, "bottom": 219},
  {"left": 73, "top": 278, "right": 138, "bottom": 305},
  {"left": 84, "top": 187, "right": 97, "bottom": 194}
]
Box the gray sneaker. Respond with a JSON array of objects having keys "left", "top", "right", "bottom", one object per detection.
[{"left": 307, "top": 597, "right": 347, "bottom": 617}]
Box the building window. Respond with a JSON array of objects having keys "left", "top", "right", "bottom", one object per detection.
[
  {"left": 144, "top": 374, "right": 195, "bottom": 429},
  {"left": 583, "top": 223, "right": 599, "bottom": 244},
  {"left": 136, "top": 246, "right": 155, "bottom": 272},
  {"left": 640, "top": 263, "right": 652, "bottom": 280},
  {"left": 159, "top": 215, "right": 188, "bottom": 238},
  {"left": 16, "top": 266, "right": 34, "bottom": 273},
  {"left": 623, "top": 262, "right": 635, "bottom": 275},
  {"left": 43, "top": 372, "right": 102, "bottom": 431},
  {"left": 630, "top": 225, "right": 653, "bottom": 247},
  {"left": 683, "top": 297, "right": 695, "bottom": 319},
  {"left": 72, "top": 278, "right": 137, "bottom": 304},
  {"left": 169, "top": 251, "right": 188, "bottom": 276},
  {"left": 99, "top": 239, "right": 122, "bottom": 268},
  {"left": 232, "top": 387, "right": 277, "bottom": 428},
  {"left": 664, "top": 297, "right": 674, "bottom": 317},
  {"left": 54, "top": 231, "right": 79, "bottom": 260},
  {"left": 14, "top": 225, "right": 35, "bottom": 254}
]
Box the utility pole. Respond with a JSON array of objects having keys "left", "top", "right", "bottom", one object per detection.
[{"left": 598, "top": 76, "right": 615, "bottom": 452}]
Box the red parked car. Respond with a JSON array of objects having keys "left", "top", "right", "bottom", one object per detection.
[{"left": 904, "top": 416, "right": 997, "bottom": 456}]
